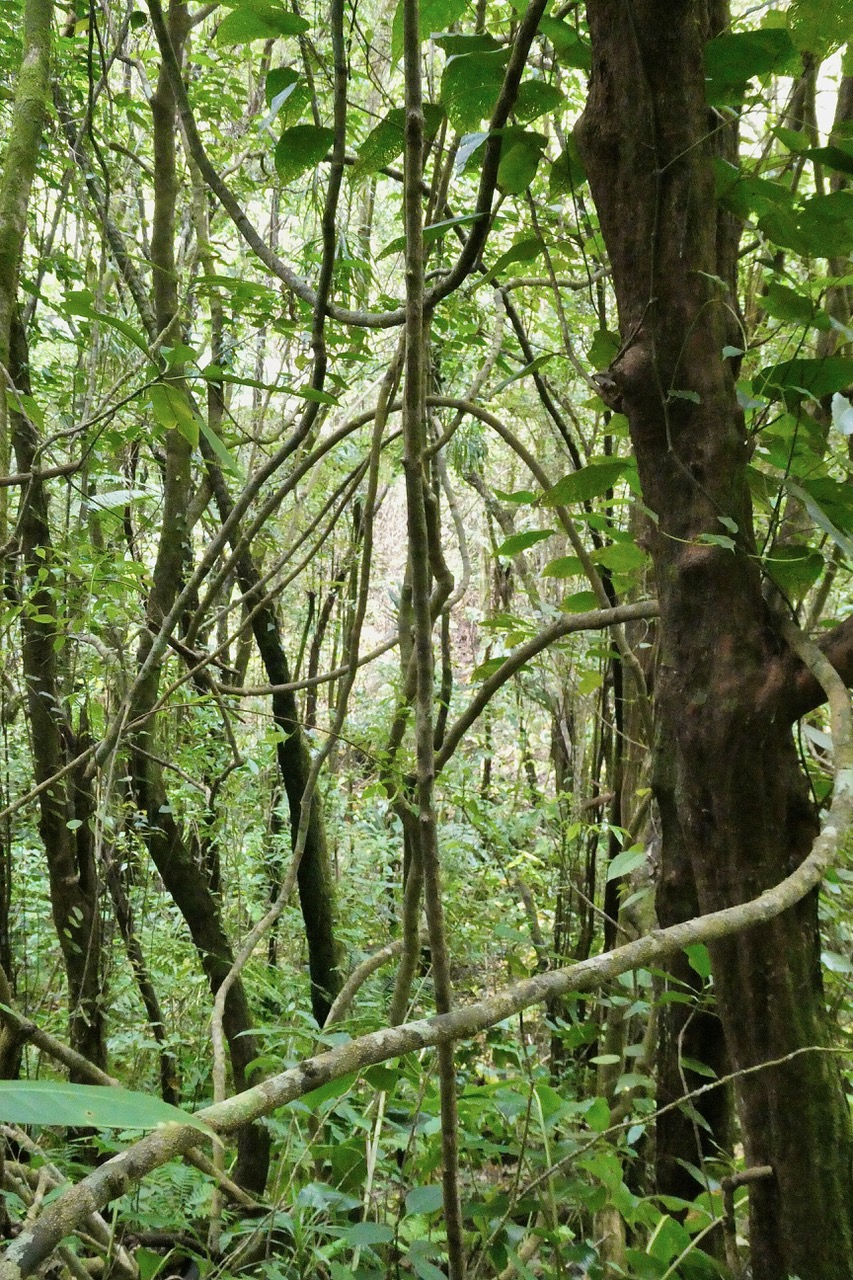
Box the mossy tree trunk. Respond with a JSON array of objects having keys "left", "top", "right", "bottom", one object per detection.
[{"left": 578, "top": 2, "right": 853, "bottom": 1275}]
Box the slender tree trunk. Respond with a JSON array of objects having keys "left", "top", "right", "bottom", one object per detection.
[
  {"left": 9, "top": 317, "right": 106, "bottom": 1074},
  {"left": 578, "top": 3, "right": 853, "bottom": 1276}
]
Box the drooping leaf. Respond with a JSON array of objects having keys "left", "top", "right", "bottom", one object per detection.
[
  {"left": 342, "top": 1221, "right": 395, "bottom": 1247},
  {"left": 65, "top": 289, "right": 149, "bottom": 354},
  {"left": 497, "top": 129, "right": 547, "bottom": 194},
  {"left": 0, "top": 1079, "right": 212, "bottom": 1133},
  {"left": 593, "top": 540, "right": 647, "bottom": 574},
  {"left": 148, "top": 383, "right": 201, "bottom": 446},
  {"left": 274, "top": 125, "right": 335, "bottom": 185},
  {"left": 440, "top": 49, "right": 509, "bottom": 133},
  {"left": 541, "top": 458, "right": 632, "bottom": 506},
  {"left": 785, "top": 479, "right": 853, "bottom": 562},
  {"left": 377, "top": 212, "right": 485, "bottom": 261},
  {"left": 537, "top": 16, "right": 591, "bottom": 69},
  {"left": 199, "top": 421, "right": 244, "bottom": 479},
  {"left": 684, "top": 942, "right": 712, "bottom": 980},
  {"left": 542, "top": 555, "right": 583, "bottom": 578},
  {"left": 216, "top": 0, "right": 308, "bottom": 45}
]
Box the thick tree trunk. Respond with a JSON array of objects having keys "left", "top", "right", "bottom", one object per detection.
[{"left": 578, "top": 3, "right": 853, "bottom": 1276}]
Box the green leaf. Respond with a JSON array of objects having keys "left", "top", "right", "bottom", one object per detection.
[
  {"left": 274, "top": 125, "right": 335, "bottom": 185},
  {"left": 542, "top": 555, "right": 583, "bottom": 579},
  {"left": 440, "top": 49, "right": 509, "bottom": 133},
  {"left": 0, "top": 1080, "right": 212, "bottom": 1133},
  {"left": 606, "top": 847, "right": 646, "bottom": 883},
  {"left": 593, "top": 540, "right": 647, "bottom": 574},
  {"left": 65, "top": 289, "right": 149, "bottom": 354},
  {"left": 561, "top": 589, "right": 600, "bottom": 612},
  {"left": 265, "top": 65, "right": 299, "bottom": 106},
  {"left": 784, "top": 480, "right": 853, "bottom": 562},
  {"left": 763, "top": 544, "right": 823, "bottom": 598},
  {"left": 497, "top": 129, "right": 547, "bottom": 194},
  {"left": 342, "top": 1221, "right": 395, "bottom": 1246},
  {"left": 755, "top": 356, "right": 853, "bottom": 406},
  {"left": 148, "top": 383, "right": 201, "bottom": 446},
  {"left": 513, "top": 79, "right": 565, "bottom": 123},
  {"left": 537, "top": 16, "right": 591, "bottom": 70},
  {"left": 377, "top": 212, "right": 485, "bottom": 261},
  {"left": 763, "top": 281, "right": 830, "bottom": 329},
  {"left": 492, "top": 353, "right": 553, "bottom": 393},
  {"left": 548, "top": 134, "right": 587, "bottom": 194},
  {"left": 217, "top": 1, "right": 309, "bottom": 44},
  {"left": 542, "top": 458, "right": 631, "bottom": 506},
  {"left": 684, "top": 942, "right": 712, "bottom": 980},
  {"left": 788, "top": 0, "right": 853, "bottom": 56},
  {"left": 704, "top": 28, "right": 797, "bottom": 105},
  {"left": 405, "top": 1184, "right": 445, "bottom": 1215},
  {"left": 353, "top": 104, "right": 444, "bottom": 177},
  {"left": 476, "top": 237, "right": 543, "bottom": 288},
  {"left": 495, "top": 529, "right": 553, "bottom": 556},
  {"left": 199, "top": 421, "right": 244, "bottom": 479},
  {"left": 582, "top": 1096, "right": 611, "bottom": 1132},
  {"left": 587, "top": 328, "right": 620, "bottom": 371}
]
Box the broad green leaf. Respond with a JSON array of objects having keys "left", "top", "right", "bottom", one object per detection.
[
  {"left": 549, "top": 135, "right": 587, "bottom": 194},
  {"left": 497, "top": 130, "right": 547, "bottom": 194},
  {"left": 541, "top": 458, "right": 631, "bottom": 506},
  {"left": 495, "top": 529, "right": 553, "bottom": 556},
  {"left": 606, "top": 847, "right": 646, "bottom": 882},
  {"left": 542, "top": 555, "right": 583, "bottom": 578},
  {"left": 440, "top": 49, "right": 509, "bottom": 133},
  {"left": 763, "top": 544, "right": 823, "bottom": 599},
  {"left": 788, "top": 0, "right": 853, "bottom": 56},
  {"left": 405, "top": 1184, "right": 445, "bottom": 1215},
  {"left": 684, "top": 942, "right": 712, "bottom": 979},
  {"left": 537, "top": 16, "right": 591, "bottom": 69},
  {"left": 588, "top": 328, "right": 620, "bottom": 371},
  {"left": 477, "top": 237, "right": 543, "bottom": 288},
  {"left": 217, "top": 1, "right": 308, "bottom": 44},
  {"left": 561, "top": 589, "right": 600, "bottom": 612},
  {"left": 582, "top": 1096, "right": 611, "bottom": 1132},
  {"left": 342, "top": 1221, "right": 394, "bottom": 1246},
  {"left": 762, "top": 281, "right": 830, "bottom": 330},
  {"left": 405, "top": 1253, "right": 447, "bottom": 1280},
  {"left": 353, "top": 104, "right": 444, "bottom": 177},
  {"left": 704, "top": 28, "right": 797, "bottom": 105},
  {"left": 593, "top": 540, "right": 647, "bottom": 574},
  {"left": 265, "top": 65, "right": 299, "bottom": 106},
  {"left": 274, "top": 125, "right": 335, "bottom": 185},
  {"left": 148, "top": 383, "right": 201, "bottom": 446},
  {"left": 433, "top": 32, "right": 501, "bottom": 55},
  {"left": 300, "top": 1072, "right": 357, "bottom": 1111},
  {"left": 755, "top": 356, "right": 853, "bottom": 405},
  {"left": 0, "top": 1080, "right": 212, "bottom": 1133},
  {"left": 513, "top": 79, "right": 564, "bottom": 123}
]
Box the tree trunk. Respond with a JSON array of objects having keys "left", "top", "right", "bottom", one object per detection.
[{"left": 578, "top": 3, "right": 853, "bottom": 1276}]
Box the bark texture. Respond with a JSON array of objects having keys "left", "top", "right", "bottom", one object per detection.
[{"left": 577, "top": 3, "right": 853, "bottom": 1276}]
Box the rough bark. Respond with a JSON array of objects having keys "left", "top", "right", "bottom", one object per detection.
[{"left": 577, "top": 4, "right": 853, "bottom": 1276}]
